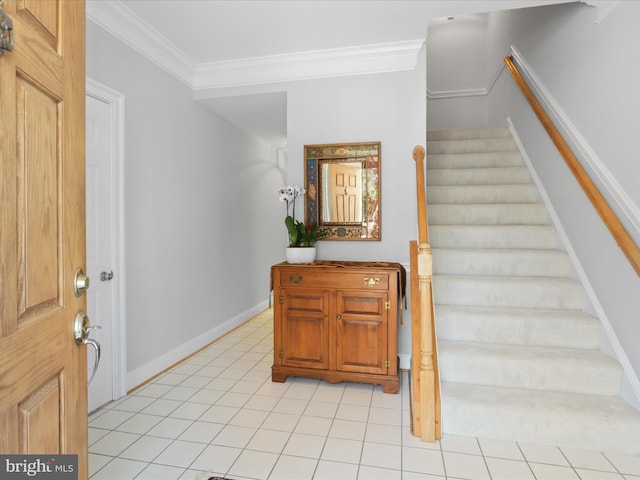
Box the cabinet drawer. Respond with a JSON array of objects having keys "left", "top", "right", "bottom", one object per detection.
[{"left": 279, "top": 270, "right": 389, "bottom": 290}]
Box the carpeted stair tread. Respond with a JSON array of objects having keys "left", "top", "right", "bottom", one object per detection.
[
  {"left": 428, "top": 203, "right": 548, "bottom": 225},
  {"left": 441, "top": 382, "right": 640, "bottom": 455},
  {"left": 429, "top": 224, "right": 558, "bottom": 249},
  {"left": 427, "top": 184, "right": 538, "bottom": 204},
  {"left": 432, "top": 247, "right": 570, "bottom": 277},
  {"left": 435, "top": 305, "right": 601, "bottom": 349},
  {"left": 433, "top": 274, "right": 585, "bottom": 310},
  {"left": 427, "top": 167, "right": 531, "bottom": 186},
  {"left": 438, "top": 340, "right": 621, "bottom": 396}
]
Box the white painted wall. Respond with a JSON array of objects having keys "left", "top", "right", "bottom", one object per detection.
[
  {"left": 286, "top": 45, "right": 427, "bottom": 366},
  {"left": 85, "top": 19, "right": 426, "bottom": 384},
  {"left": 425, "top": 1, "right": 640, "bottom": 406},
  {"left": 287, "top": 72, "right": 425, "bottom": 264},
  {"left": 86, "top": 21, "right": 285, "bottom": 388},
  {"left": 427, "top": 14, "right": 492, "bottom": 128}
]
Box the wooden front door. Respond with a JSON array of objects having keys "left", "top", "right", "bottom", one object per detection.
[{"left": 0, "top": 0, "right": 88, "bottom": 477}]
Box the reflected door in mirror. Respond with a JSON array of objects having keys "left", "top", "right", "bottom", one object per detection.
[{"left": 322, "top": 161, "right": 363, "bottom": 224}]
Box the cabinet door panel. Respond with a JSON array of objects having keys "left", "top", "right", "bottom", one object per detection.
[
  {"left": 336, "top": 292, "right": 388, "bottom": 374},
  {"left": 281, "top": 288, "right": 330, "bottom": 370}
]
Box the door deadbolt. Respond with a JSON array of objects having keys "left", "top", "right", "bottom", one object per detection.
[{"left": 73, "top": 268, "right": 90, "bottom": 296}]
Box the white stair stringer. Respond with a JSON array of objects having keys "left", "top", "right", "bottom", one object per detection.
[{"left": 426, "top": 127, "right": 640, "bottom": 455}]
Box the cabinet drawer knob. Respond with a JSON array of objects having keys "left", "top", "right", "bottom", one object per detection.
[
  {"left": 364, "top": 277, "right": 380, "bottom": 287},
  {"left": 289, "top": 275, "right": 303, "bottom": 283}
]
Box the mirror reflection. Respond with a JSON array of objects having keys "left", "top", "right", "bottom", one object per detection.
[
  {"left": 305, "top": 142, "right": 381, "bottom": 241},
  {"left": 320, "top": 160, "right": 364, "bottom": 224}
]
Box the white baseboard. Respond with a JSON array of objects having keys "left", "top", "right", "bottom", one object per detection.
[
  {"left": 126, "top": 301, "right": 270, "bottom": 391},
  {"left": 398, "top": 354, "right": 411, "bottom": 370}
]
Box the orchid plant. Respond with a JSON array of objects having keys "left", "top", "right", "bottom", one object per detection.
[{"left": 278, "top": 185, "right": 328, "bottom": 247}]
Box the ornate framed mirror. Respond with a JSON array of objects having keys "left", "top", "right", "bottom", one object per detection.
[{"left": 304, "top": 142, "right": 381, "bottom": 240}]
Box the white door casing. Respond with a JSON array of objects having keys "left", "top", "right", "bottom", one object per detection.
[{"left": 86, "top": 78, "right": 127, "bottom": 411}]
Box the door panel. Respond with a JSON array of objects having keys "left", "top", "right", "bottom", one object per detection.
[
  {"left": 18, "top": 76, "right": 61, "bottom": 318},
  {"left": 0, "top": 1, "right": 87, "bottom": 477},
  {"left": 336, "top": 291, "right": 388, "bottom": 374},
  {"left": 280, "top": 288, "right": 330, "bottom": 370},
  {"left": 19, "top": 376, "right": 61, "bottom": 454}
]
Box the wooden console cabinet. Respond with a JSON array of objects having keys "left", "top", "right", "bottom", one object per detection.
[{"left": 271, "top": 261, "right": 405, "bottom": 393}]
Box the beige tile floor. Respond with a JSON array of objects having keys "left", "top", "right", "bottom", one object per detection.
[{"left": 88, "top": 310, "right": 640, "bottom": 479}]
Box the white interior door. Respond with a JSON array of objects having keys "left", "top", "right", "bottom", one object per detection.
[{"left": 85, "top": 82, "right": 126, "bottom": 412}]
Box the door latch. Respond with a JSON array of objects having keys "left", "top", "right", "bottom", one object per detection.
[
  {"left": 100, "top": 270, "right": 114, "bottom": 281},
  {"left": 74, "top": 312, "right": 102, "bottom": 384}
]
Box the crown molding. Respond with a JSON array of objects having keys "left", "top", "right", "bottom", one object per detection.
[
  {"left": 427, "top": 58, "right": 504, "bottom": 99},
  {"left": 194, "top": 40, "right": 425, "bottom": 91},
  {"left": 86, "top": 1, "right": 424, "bottom": 94},
  {"left": 581, "top": 0, "right": 621, "bottom": 24},
  {"left": 87, "top": 0, "right": 197, "bottom": 87}
]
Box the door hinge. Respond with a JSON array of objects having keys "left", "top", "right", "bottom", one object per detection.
[
  {"left": 279, "top": 348, "right": 284, "bottom": 359},
  {"left": 279, "top": 295, "right": 284, "bottom": 304},
  {"left": 385, "top": 301, "right": 390, "bottom": 310},
  {"left": 384, "top": 359, "right": 391, "bottom": 368}
]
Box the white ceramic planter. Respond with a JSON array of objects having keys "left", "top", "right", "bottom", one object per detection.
[{"left": 286, "top": 247, "right": 316, "bottom": 264}]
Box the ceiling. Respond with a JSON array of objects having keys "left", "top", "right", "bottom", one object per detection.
[{"left": 89, "top": 0, "right": 574, "bottom": 146}]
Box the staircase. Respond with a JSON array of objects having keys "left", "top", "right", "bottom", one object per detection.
[{"left": 426, "top": 127, "right": 640, "bottom": 455}]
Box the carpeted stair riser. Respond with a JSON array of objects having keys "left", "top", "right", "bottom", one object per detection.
[
  {"left": 427, "top": 137, "right": 517, "bottom": 154},
  {"left": 432, "top": 248, "right": 570, "bottom": 277},
  {"left": 436, "top": 305, "right": 601, "bottom": 349},
  {"left": 427, "top": 185, "right": 538, "bottom": 204},
  {"left": 427, "top": 167, "right": 531, "bottom": 186},
  {"left": 438, "top": 341, "right": 621, "bottom": 396},
  {"left": 428, "top": 152, "right": 524, "bottom": 169},
  {"left": 434, "top": 275, "right": 585, "bottom": 310},
  {"left": 429, "top": 225, "right": 558, "bottom": 250},
  {"left": 441, "top": 383, "right": 640, "bottom": 455},
  {"left": 428, "top": 203, "right": 548, "bottom": 225},
  {"left": 427, "top": 127, "right": 512, "bottom": 141}
]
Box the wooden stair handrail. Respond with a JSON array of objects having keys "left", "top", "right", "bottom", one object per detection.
[
  {"left": 410, "top": 145, "right": 441, "bottom": 442},
  {"left": 504, "top": 55, "right": 640, "bottom": 276},
  {"left": 414, "top": 146, "right": 429, "bottom": 244}
]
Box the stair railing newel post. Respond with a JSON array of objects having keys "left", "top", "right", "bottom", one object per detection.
[{"left": 410, "top": 145, "right": 441, "bottom": 442}]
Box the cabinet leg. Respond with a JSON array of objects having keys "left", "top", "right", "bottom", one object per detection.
[
  {"left": 271, "top": 368, "right": 287, "bottom": 383},
  {"left": 381, "top": 379, "right": 400, "bottom": 394}
]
